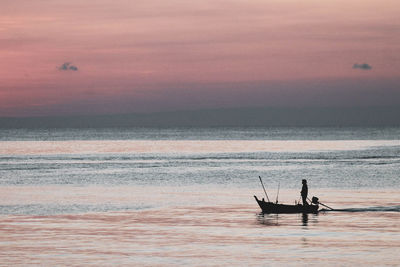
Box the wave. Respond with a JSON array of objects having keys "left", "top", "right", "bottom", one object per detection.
[
  {"left": 0, "top": 203, "right": 154, "bottom": 216},
  {"left": 321, "top": 205, "right": 400, "bottom": 212}
]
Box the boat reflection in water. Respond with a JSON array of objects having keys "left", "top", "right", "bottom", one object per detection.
[
  {"left": 257, "top": 212, "right": 319, "bottom": 227},
  {"left": 302, "top": 213, "right": 308, "bottom": 226}
]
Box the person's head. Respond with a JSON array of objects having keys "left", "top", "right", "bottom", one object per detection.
[{"left": 302, "top": 179, "right": 307, "bottom": 184}]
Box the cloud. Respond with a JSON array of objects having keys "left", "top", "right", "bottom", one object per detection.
[
  {"left": 353, "top": 63, "right": 372, "bottom": 70},
  {"left": 59, "top": 62, "right": 78, "bottom": 71}
]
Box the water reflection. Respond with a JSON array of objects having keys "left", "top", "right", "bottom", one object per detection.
[
  {"left": 257, "top": 212, "right": 318, "bottom": 227},
  {"left": 257, "top": 213, "right": 280, "bottom": 226},
  {"left": 302, "top": 213, "right": 308, "bottom": 226}
]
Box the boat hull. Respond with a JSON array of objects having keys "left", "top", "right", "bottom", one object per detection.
[{"left": 254, "top": 196, "right": 319, "bottom": 214}]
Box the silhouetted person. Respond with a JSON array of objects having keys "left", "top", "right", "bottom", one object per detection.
[{"left": 301, "top": 179, "right": 308, "bottom": 206}]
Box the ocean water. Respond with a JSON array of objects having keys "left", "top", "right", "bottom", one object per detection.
[{"left": 0, "top": 127, "right": 399, "bottom": 266}]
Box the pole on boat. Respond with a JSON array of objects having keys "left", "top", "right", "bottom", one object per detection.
[
  {"left": 259, "top": 176, "right": 270, "bottom": 202},
  {"left": 275, "top": 182, "right": 280, "bottom": 204},
  {"left": 318, "top": 202, "right": 334, "bottom": 210}
]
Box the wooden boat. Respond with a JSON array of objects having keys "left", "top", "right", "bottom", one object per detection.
[{"left": 254, "top": 196, "right": 319, "bottom": 214}]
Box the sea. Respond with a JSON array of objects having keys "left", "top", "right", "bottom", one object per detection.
[{"left": 0, "top": 127, "right": 399, "bottom": 266}]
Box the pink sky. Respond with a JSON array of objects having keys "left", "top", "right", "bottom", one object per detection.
[{"left": 1, "top": 0, "right": 399, "bottom": 116}]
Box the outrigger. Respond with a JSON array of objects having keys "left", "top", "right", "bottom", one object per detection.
[{"left": 254, "top": 176, "right": 332, "bottom": 214}]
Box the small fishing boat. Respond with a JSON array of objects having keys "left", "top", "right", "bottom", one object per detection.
[
  {"left": 254, "top": 176, "right": 331, "bottom": 214},
  {"left": 254, "top": 195, "right": 319, "bottom": 214}
]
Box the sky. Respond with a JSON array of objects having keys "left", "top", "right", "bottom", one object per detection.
[{"left": 1, "top": 0, "right": 399, "bottom": 117}]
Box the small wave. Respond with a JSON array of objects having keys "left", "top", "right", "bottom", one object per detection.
[
  {"left": 321, "top": 205, "right": 400, "bottom": 212},
  {"left": 0, "top": 204, "right": 154, "bottom": 216},
  {"left": 359, "top": 155, "right": 397, "bottom": 160}
]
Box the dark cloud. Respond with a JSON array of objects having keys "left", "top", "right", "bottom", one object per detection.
[
  {"left": 59, "top": 62, "right": 78, "bottom": 71},
  {"left": 353, "top": 63, "right": 372, "bottom": 70}
]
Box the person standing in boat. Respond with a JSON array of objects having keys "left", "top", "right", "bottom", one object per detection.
[{"left": 301, "top": 179, "right": 308, "bottom": 206}]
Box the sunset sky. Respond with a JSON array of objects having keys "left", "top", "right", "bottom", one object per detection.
[{"left": 1, "top": 0, "right": 399, "bottom": 116}]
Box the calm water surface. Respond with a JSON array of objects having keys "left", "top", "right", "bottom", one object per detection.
[{"left": 0, "top": 127, "right": 399, "bottom": 266}]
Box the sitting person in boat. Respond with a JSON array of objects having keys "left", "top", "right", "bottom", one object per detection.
[{"left": 301, "top": 179, "right": 308, "bottom": 206}]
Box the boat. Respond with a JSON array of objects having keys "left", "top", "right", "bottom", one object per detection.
[{"left": 254, "top": 195, "right": 319, "bottom": 214}]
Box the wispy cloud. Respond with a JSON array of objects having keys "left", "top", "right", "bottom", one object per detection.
[
  {"left": 59, "top": 62, "right": 78, "bottom": 71},
  {"left": 353, "top": 63, "right": 372, "bottom": 70}
]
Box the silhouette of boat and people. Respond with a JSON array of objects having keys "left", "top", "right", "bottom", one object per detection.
[{"left": 254, "top": 177, "right": 333, "bottom": 214}]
